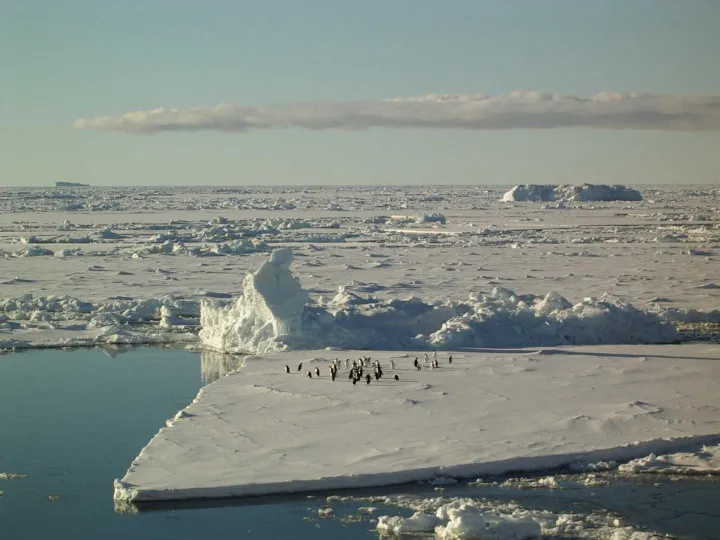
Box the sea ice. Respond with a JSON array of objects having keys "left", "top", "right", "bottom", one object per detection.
[
  {"left": 501, "top": 184, "right": 643, "bottom": 203},
  {"left": 618, "top": 444, "right": 720, "bottom": 475},
  {"left": 113, "top": 345, "right": 720, "bottom": 502},
  {"left": 200, "top": 249, "right": 678, "bottom": 354}
]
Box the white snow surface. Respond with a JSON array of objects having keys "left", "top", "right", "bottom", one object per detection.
[
  {"left": 114, "top": 344, "right": 720, "bottom": 502},
  {"left": 501, "top": 184, "right": 643, "bottom": 202},
  {"left": 200, "top": 249, "right": 678, "bottom": 354}
]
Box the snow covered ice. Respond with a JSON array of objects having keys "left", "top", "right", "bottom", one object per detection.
[
  {"left": 113, "top": 345, "right": 720, "bottom": 502},
  {"left": 199, "top": 248, "right": 679, "bottom": 353},
  {"left": 501, "top": 184, "right": 643, "bottom": 202},
  {"left": 2, "top": 185, "right": 718, "bottom": 350}
]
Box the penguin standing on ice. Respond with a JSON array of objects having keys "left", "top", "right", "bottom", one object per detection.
[
  {"left": 285, "top": 365, "right": 290, "bottom": 374},
  {"left": 390, "top": 360, "right": 395, "bottom": 370},
  {"left": 424, "top": 353, "right": 429, "bottom": 364},
  {"left": 315, "top": 367, "right": 320, "bottom": 377},
  {"left": 297, "top": 363, "right": 303, "bottom": 372},
  {"left": 365, "top": 374, "right": 371, "bottom": 385},
  {"left": 448, "top": 354, "right": 453, "bottom": 364},
  {"left": 394, "top": 374, "right": 399, "bottom": 381},
  {"left": 306, "top": 371, "right": 312, "bottom": 379}
]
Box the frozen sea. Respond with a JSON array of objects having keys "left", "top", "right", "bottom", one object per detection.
[{"left": 1, "top": 347, "right": 719, "bottom": 540}]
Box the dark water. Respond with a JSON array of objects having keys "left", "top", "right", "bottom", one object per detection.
[{"left": 0, "top": 347, "right": 718, "bottom": 540}]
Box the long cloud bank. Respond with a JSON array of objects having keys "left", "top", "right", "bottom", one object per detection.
[{"left": 73, "top": 91, "right": 720, "bottom": 133}]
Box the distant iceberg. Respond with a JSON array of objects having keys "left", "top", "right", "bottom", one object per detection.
[
  {"left": 200, "top": 248, "right": 677, "bottom": 354},
  {"left": 55, "top": 181, "right": 90, "bottom": 187},
  {"left": 501, "top": 184, "right": 642, "bottom": 202}
]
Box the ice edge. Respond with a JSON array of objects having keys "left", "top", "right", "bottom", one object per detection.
[{"left": 113, "top": 432, "right": 720, "bottom": 503}]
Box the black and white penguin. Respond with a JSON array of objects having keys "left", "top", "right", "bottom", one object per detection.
[
  {"left": 394, "top": 374, "right": 399, "bottom": 381},
  {"left": 285, "top": 365, "right": 290, "bottom": 374},
  {"left": 413, "top": 357, "right": 419, "bottom": 369},
  {"left": 306, "top": 371, "right": 312, "bottom": 379},
  {"left": 315, "top": 367, "right": 320, "bottom": 377},
  {"left": 390, "top": 360, "right": 395, "bottom": 370},
  {"left": 297, "top": 363, "right": 303, "bottom": 372},
  {"left": 365, "top": 374, "right": 371, "bottom": 385},
  {"left": 424, "top": 353, "right": 429, "bottom": 364},
  {"left": 449, "top": 354, "right": 453, "bottom": 364}
]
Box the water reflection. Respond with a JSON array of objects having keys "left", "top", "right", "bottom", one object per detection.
[{"left": 200, "top": 351, "right": 244, "bottom": 384}]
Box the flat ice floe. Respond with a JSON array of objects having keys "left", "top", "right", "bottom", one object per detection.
[
  {"left": 114, "top": 344, "right": 720, "bottom": 502},
  {"left": 199, "top": 248, "right": 679, "bottom": 354}
]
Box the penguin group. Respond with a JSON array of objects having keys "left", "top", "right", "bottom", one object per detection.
[{"left": 283, "top": 352, "right": 454, "bottom": 386}]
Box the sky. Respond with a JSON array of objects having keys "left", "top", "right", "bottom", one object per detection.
[{"left": 2, "top": 0, "right": 720, "bottom": 187}]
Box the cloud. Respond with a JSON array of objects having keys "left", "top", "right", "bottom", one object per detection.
[{"left": 73, "top": 91, "right": 720, "bottom": 134}]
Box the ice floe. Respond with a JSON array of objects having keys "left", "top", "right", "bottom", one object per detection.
[{"left": 113, "top": 345, "right": 720, "bottom": 502}]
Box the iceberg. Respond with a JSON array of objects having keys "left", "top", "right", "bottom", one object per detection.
[{"left": 501, "top": 184, "right": 643, "bottom": 202}]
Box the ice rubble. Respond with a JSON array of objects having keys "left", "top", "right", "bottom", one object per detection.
[
  {"left": 373, "top": 495, "right": 663, "bottom": 540},
  {"left": 501, "top": 184, "right": 643, "bottom": 203},
  {"left": 200, "top": 249, "right": 678, "bottom": 354},
  {"left": 618, "top": 444, "right": 720, "bottom": 475}
]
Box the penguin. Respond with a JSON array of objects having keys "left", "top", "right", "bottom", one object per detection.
[
  {"left": 306, "top": 371, "right": 312, "bottom": 379},
  {"left": 284, "top": 365, "right": 290, "bottom": 374},
  {"left": 394, "top": 374, "right": 399, "bottom": 381},
  {"left": 433, "top": 350, "right": 437, "bottom": 360},
  {"left": 390, "top": 360, "right": 395, "bottom": 370},
  {"left": 297, "top": 363, "right": 303, "bottom": 372},
  {"left": 424, "top": 353, "right": 429, "bottom": 364},
  {"left": 413, "top": 357, "right": 419, "bottom": 369},
  {"left": 365, "top": 374, "right": 371, "bottom": 385},
  {"left": 315, "top": 367, "right": 320, "bottom": 377},
  {"left": 331, "top": 371, "right": 337, "bottom": 382},
  {"left": 449, "top": 354, "right": 453, "bottom": 364},
  {"left": 345, "top": 359, "right": 350, "bottom": 369},
  {"left": 328, "top": 366, "right": 335, "bottom": 377}
]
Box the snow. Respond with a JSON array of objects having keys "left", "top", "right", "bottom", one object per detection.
[
  {"left": 199, "top": 249, "right": 679, "bottom": 354},
  {"left": 1, "top": 185, "right": 718, "bottom": 349},
  {"left": 113, "top": 344, "right": 720, "bottom": 502},
  {"left": 501, "top": 184, "right": 643, "bottom": 202},
  {"left": 618, "top": 443, "right": 720, "bottom": 475}
]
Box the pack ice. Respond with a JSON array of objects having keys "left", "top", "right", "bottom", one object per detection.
[{"left": 199, "top": 248, "right": 678, "bottom": 354}]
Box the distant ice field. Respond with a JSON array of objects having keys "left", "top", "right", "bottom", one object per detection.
[{"left": 1, "top": 185, "right": 718, "bottom": 350}]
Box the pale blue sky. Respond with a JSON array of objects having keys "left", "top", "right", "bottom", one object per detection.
[{"left": 2, "top": 0, "right": 719, "bottom": 186}]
